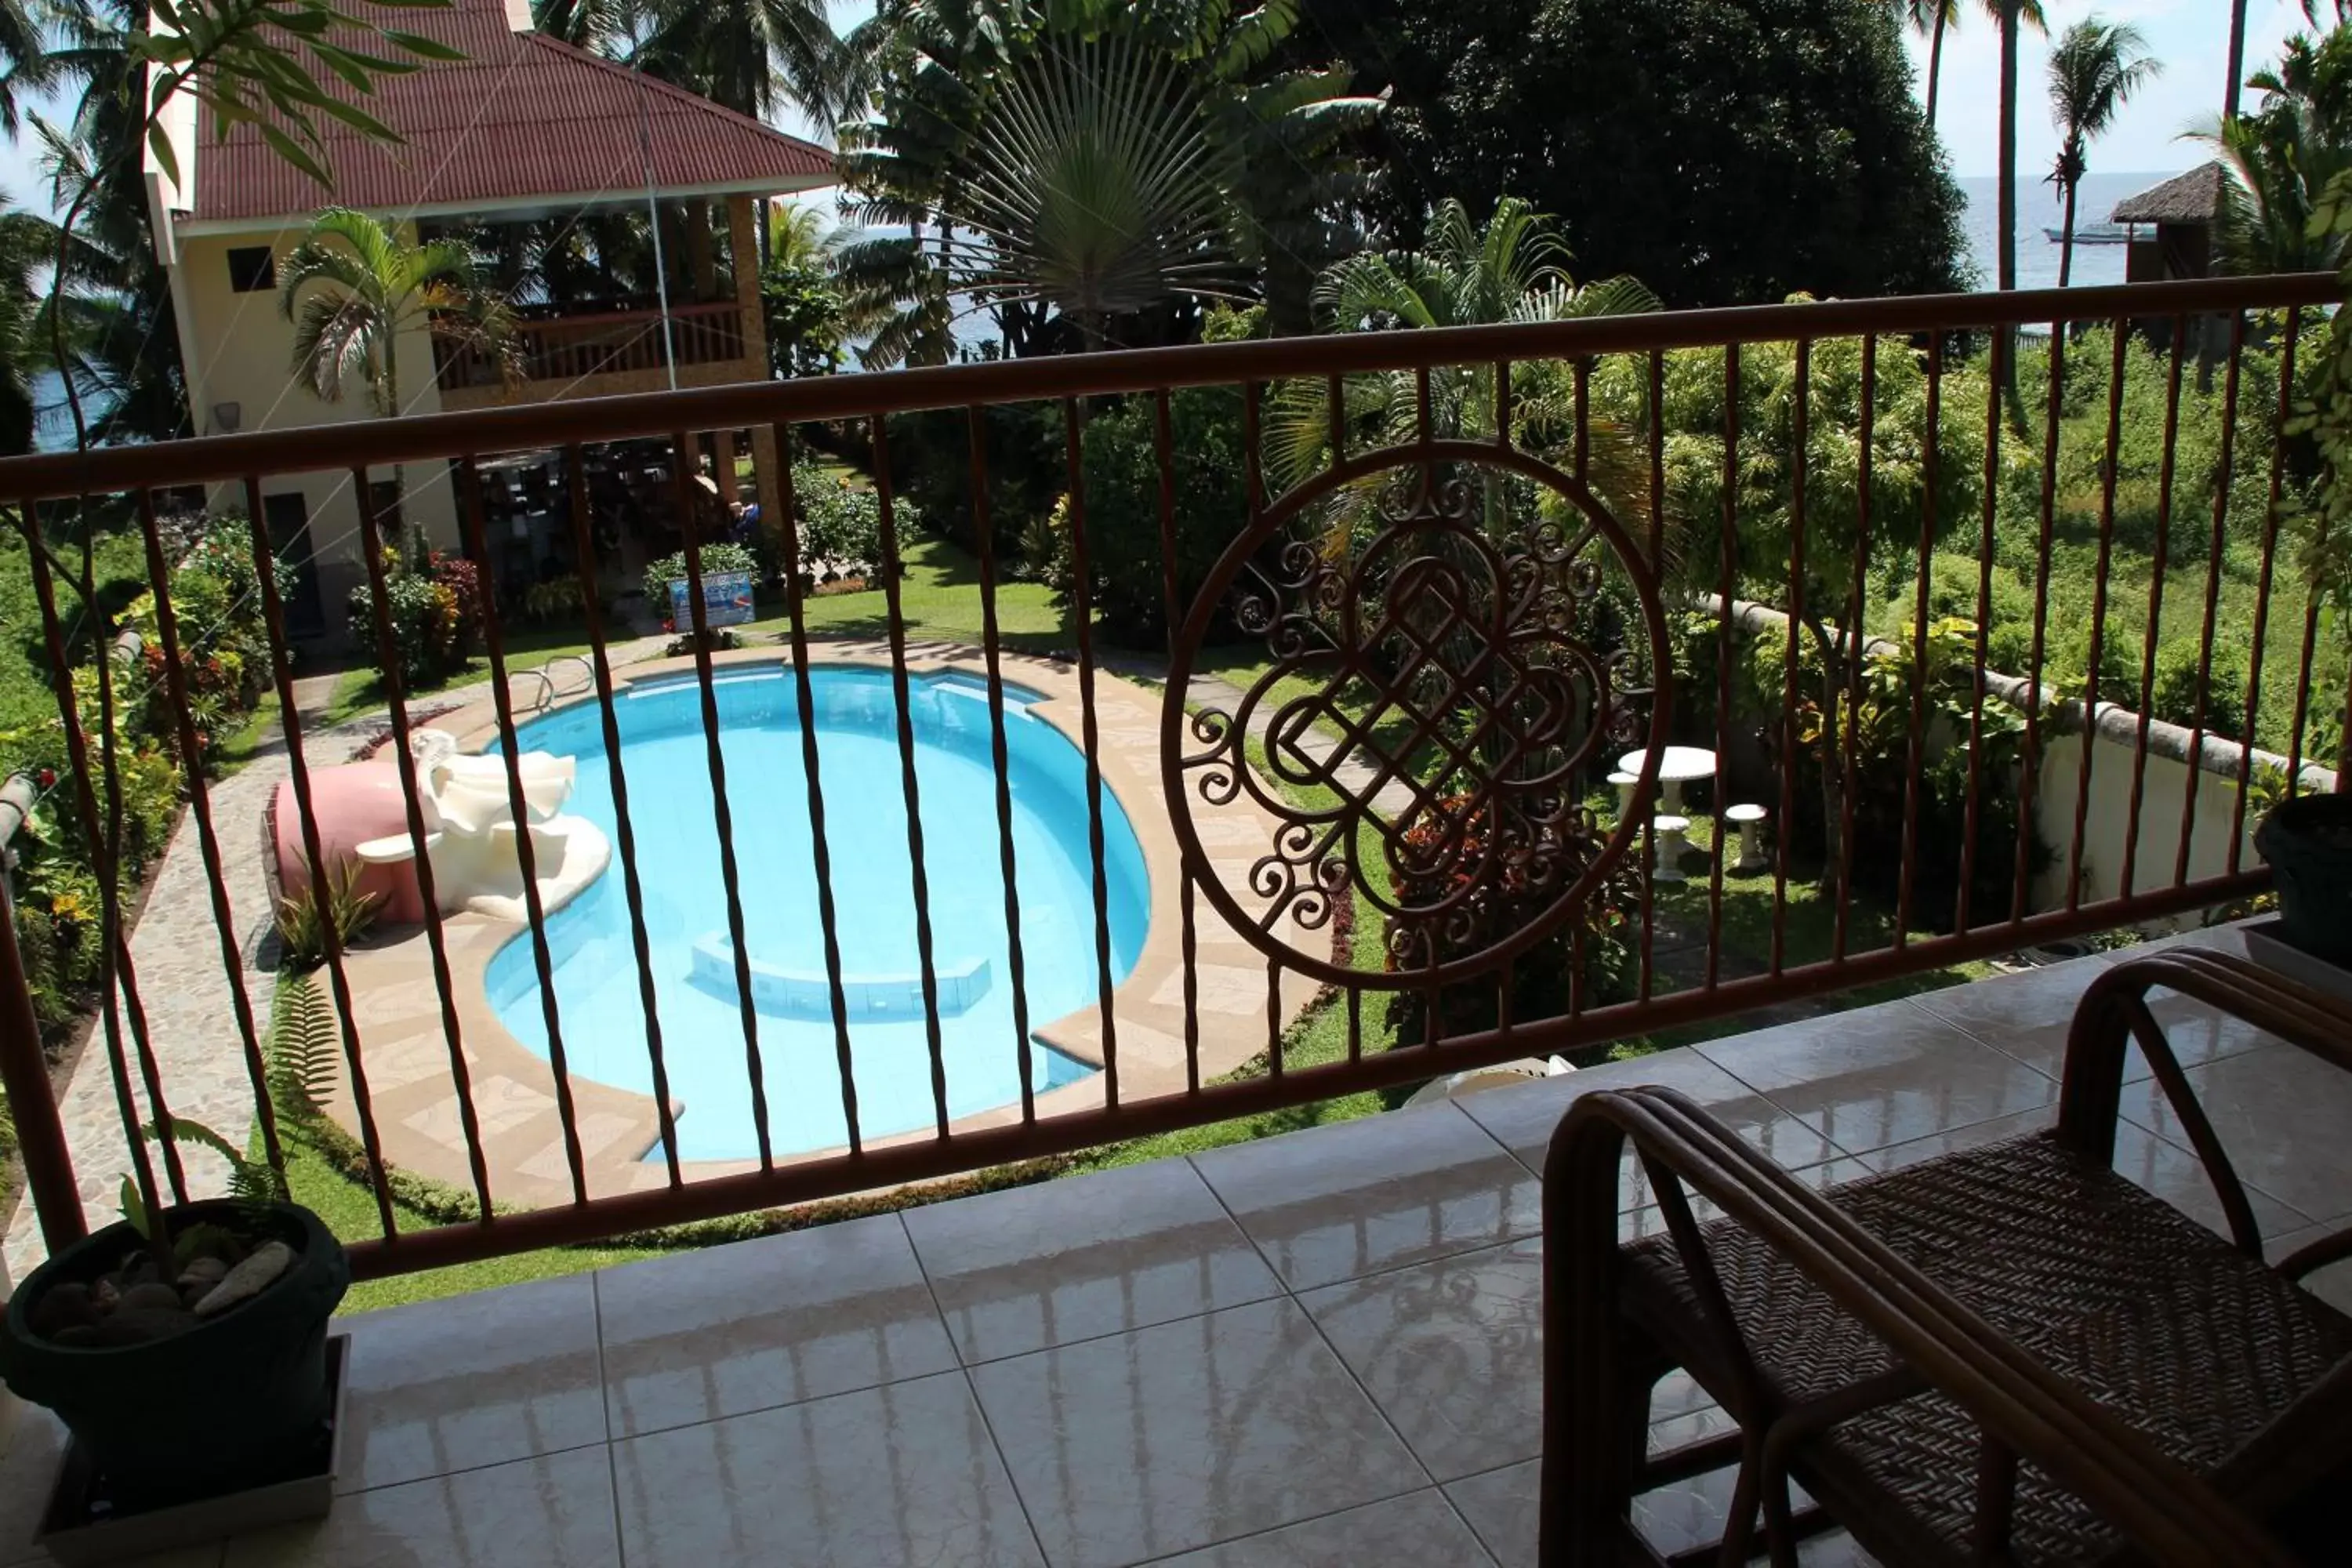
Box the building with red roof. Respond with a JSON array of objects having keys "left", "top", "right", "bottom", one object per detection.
[{"left": 146, "top": 0, "right": 833, "bottom": 636}]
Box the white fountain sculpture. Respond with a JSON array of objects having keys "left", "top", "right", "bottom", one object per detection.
[{"left": 352, "top": 730, "right": 610, "bottom": 921}]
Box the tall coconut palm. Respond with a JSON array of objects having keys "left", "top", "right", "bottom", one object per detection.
[
  {"left": 1988, "top": 0, "right": 2049, "bottom": 424},
  {"left": 1990, "top": 0, "right": 2049, "bottom": 297},
  {"left": 630, "top": 0, "right": 854, "bottom": 125},
  {"left": 2228, "top": 0, "right": 2251, "bottom": 122},
  {"left": 2046, "top": 19, "right": 2161, "bottom": 287},
  {"left": 1904, "top": 0, "right": 1962, "bottom": 129}
]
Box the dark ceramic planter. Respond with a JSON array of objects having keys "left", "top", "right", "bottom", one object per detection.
[
  {"left": 0, "top": 1201, "right": 348, "bottom": 1511},
  {"left": 2256, "top": 793, "right": 2352, "bottom": 965}
]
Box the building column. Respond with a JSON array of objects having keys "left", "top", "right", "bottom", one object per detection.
[{"left": 728, "top": 194, "right": 784, "bottom": 557}]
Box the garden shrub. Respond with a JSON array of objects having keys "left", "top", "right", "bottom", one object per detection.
[
  {"left": 111, "top": 514, "right": 287, "bottom": 765},
  {"left": 1377, "top": 791, "right": 1638, "bottom": 1098},
  {"left": 521, "top": 577, "right": 587, "bottom": 623},
  {"left": 2148, "top": 640, "right": 2250, "bottom": 737},
  {"left": 274, "top": 859, "right": 382, "bottom": 971},
  {"left": 1072, "top": 385, "right": 1250, "bottom": 648},
  {"left": 883, "top": 403, "right": 1063, "bottom": 553},
  {"left": 347, "top": 548, "right": 481, "bottom": 687},
  {"left": 1739, "top": 610, "right": 2043, "bottom": 929},
  {"left": 793, "top": 463, "right": 883, "bottom": 582}
]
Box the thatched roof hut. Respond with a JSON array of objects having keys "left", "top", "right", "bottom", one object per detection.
[
  {"left": 2109, "top": 163, "right": 2227, "bottom": 228},
  {"left": 2110, "top": 162, "right": 2227, "bottom": 284}
]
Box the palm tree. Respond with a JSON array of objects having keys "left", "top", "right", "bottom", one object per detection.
[
  {"left": 278, "top": 208, "right": 520, "bottom": 419},
  {"left": 2228, "top": 0, "right": 2250, "bottom": 122},
  {"left": 0, "top": 0, "right": 48, "bottom": 135},
  {"left": 279, "top": 209, "right": 521, "bottom": 541},
  {"left": 1990, "top": 0, "right": 2049, "bottom": 298},
  {"left": 837, "top": 0, "right": 1378, "bottom": 364},
  {"left": 0, "top": 201, "right": 56, "bottom": 456},
  {"left": 2046, "top": 19, "right": 2161, "bottom": 287},
  {"left": 35, "top": 0, "right": 187, "bottom": 443},
  {"left": 630, "top": 0, "right": 852, "bottom": 124},
  {"left": 1904, "top": 0, "right": 1962, "bottom": 129},
  {"left": 2190, "top": 21, "right": 2352, "bottom": 274},
  {"left": 1270, "top": 196, "right": 1660, "bottom": 537}
]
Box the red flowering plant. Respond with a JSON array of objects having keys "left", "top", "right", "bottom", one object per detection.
[{"left": 1381, "top": 789, "right": 1639, "bottom": 1069}]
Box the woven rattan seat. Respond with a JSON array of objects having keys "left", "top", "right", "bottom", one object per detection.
[
  {"left": 1539, "top": 951, "right": 2352, "bottom": 1568},
  {"left": 1620, "top": 1131, "right": 2352, "bottom": 1565}
]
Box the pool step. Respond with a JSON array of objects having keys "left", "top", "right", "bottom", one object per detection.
[{"left": 686, "top": 933, "right": 994, "bottom": 1020}]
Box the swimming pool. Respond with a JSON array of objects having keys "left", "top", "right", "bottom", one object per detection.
[{"left": 486, "top": 665, "right": 1150, "bottom": 1160}]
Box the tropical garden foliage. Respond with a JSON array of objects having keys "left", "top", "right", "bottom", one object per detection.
[
  {"left": 836, "top": 0, "right": 1384, "bottom": 361},
  {"left": 1294, "top": 0, "right": 1969, "bottom": 307}
]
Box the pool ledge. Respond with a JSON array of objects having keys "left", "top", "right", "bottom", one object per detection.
[{"left": 314, "top": 638, "right": 1319, "bottom": 1207}]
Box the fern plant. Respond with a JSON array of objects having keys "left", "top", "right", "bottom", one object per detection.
[
  {"left": 267, "top": 976, "right": 342, "bottom": 1119},
  {"left": 118, "top": 1116, "right": 290, "bottom": 1240},
  {"left": 274, "top": 859, "right": 382, "bottom": 972}
]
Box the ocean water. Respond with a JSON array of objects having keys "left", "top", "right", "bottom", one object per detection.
[{"left": 1954, "top": 170, "right": 2182, "bottom": 293}]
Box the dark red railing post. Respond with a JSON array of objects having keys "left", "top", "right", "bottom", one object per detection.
[{"left": 0, "top": 865, "right": 85, "bottom": 1251}]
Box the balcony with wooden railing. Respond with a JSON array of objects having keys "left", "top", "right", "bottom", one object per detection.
[{"left": 434, "top": 299, "right": 753, "bottom": 391}]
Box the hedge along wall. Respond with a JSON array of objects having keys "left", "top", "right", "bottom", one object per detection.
[{"left": 1713, "top": 597, "right": 2333, "bottom": 919}]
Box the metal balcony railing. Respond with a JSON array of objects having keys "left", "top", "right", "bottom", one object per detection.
[{"left": 1, "top": 273, "right": 2343, "bottom": 1281}]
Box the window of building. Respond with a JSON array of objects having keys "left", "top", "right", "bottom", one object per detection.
[{"left": 227, "top": 246, "right": 276, "bottom": 293}]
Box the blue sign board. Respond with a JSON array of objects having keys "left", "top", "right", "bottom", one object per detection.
[{"left": 670, "top": 569, "right": 754, "bottom": 629}]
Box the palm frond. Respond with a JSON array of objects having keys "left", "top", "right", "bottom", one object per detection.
[{"left": 267, "top": 973, "right": 343, "bottom": 1116}]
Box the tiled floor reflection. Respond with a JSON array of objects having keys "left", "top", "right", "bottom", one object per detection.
[{"left": 5, "top": 932, "right": 2340, "bottom": 1566}]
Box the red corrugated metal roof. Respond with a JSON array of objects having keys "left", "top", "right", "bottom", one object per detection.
[{"left": 186, "top": 0, "right": 833, "bottom": 224}]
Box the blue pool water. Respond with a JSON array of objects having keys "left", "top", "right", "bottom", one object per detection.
[{"left": 487, "top": 667, "right": 1150, "bottom": 1160}]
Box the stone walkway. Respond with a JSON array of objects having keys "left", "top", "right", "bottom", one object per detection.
[{"left": 3, "top": 638, "right": 670, "bottom": 1279}]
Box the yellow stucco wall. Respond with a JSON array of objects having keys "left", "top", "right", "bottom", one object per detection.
[{"left": 179, "top": 224, "right": 459, "bottom": 625}]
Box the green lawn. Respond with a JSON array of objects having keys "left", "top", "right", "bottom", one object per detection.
[
  {"left": 279, "top": 1117, "right": 656, "bottom": 1313},
  {"left": 748, "top": 532, "right": 1074, "bottom": 650},
  {"left": 317, "top": 619, "right": 619, "bottom": 729},
  {"left": 1606, "top": 814, "right": 1995, "bottom": 1059},
  {"left": 1192, "top": 645, "right": 1429, "bottom": 761}
]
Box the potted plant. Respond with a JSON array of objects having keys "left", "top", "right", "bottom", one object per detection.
[{"left": 0, "top": 1123, "right": 347, "bottom": 1513}]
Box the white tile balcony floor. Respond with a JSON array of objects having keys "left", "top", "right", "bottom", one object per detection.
[{"left": 2, "top": 925, "right": 2348, "bottom": 1567}]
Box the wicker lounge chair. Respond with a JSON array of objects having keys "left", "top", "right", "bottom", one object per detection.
[{"left": 1539, "top": 949, "right": 2352, "bottom": 1566}]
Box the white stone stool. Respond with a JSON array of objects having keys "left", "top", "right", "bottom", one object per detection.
[
  {"left": 1608, "top": 771, "right": 1638, "bottom": 818},
  {"left": 1725, "top": 802, "right": 1769, "bottom": 875},
  {"left": 1652, "top": 814, "right": 1692, "bottom": 882}
]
